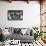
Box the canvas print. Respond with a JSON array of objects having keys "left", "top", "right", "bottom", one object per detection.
[{"left": 8, "top": 10, "right": 23, "bottom": 20}]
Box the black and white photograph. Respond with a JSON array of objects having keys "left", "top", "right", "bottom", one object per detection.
[{"left": 8, "top": 10, "right": 23, "bottom": 20}]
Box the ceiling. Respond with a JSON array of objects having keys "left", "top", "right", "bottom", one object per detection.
[
  {"left": 0, "top": 0, "right": 45, "bottom": 4},
  {"left": 1, "top": 0, "right": 39, "bottom": 1}
]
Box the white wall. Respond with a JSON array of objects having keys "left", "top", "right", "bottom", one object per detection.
[{"left": 0, "top": 1, "right": 40, "bottom": 28}]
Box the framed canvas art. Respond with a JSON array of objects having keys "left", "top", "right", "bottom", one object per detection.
[{"left": 8, "top": 10, "right": 23, "bottom": 20}]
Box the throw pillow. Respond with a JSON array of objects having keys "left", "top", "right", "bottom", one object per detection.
[
  {"left": 21, "top": 28, "right": 27, "bottom": 35},
  {"left": 14, "top": 28, "right": 21, "bottom": 33}
]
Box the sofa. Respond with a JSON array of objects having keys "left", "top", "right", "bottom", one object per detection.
[{"left": 2, "top": 27, "right": 34, "bottom": 43}]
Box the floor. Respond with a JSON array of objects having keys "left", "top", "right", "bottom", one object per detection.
[
  {"left": 21, "top": 40, "right": 46, "bottom": 46},
  {"left": 0, "top": 40, "right": 46, "bottom": 46}
]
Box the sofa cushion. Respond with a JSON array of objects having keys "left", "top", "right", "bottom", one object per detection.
[
  {"left": 21, "top": 28, "right": 27, "bottom": 35},
  {"left": 9, "top": 33, "right": 34, "bottom": 43},
  {"left": 8, "top": 27, "right": 14, "bottom": 34},
  {"left": 14, "top": 28, "right": 21, "bottom": 33}
]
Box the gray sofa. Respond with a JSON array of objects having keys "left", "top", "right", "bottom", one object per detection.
[{"left": 3, "top": 27, "right": 34, "bottom": 43}]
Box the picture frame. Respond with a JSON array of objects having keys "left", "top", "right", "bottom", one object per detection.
[{"left": 8, "top": 10, "right": 23, "bottom": 20}]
